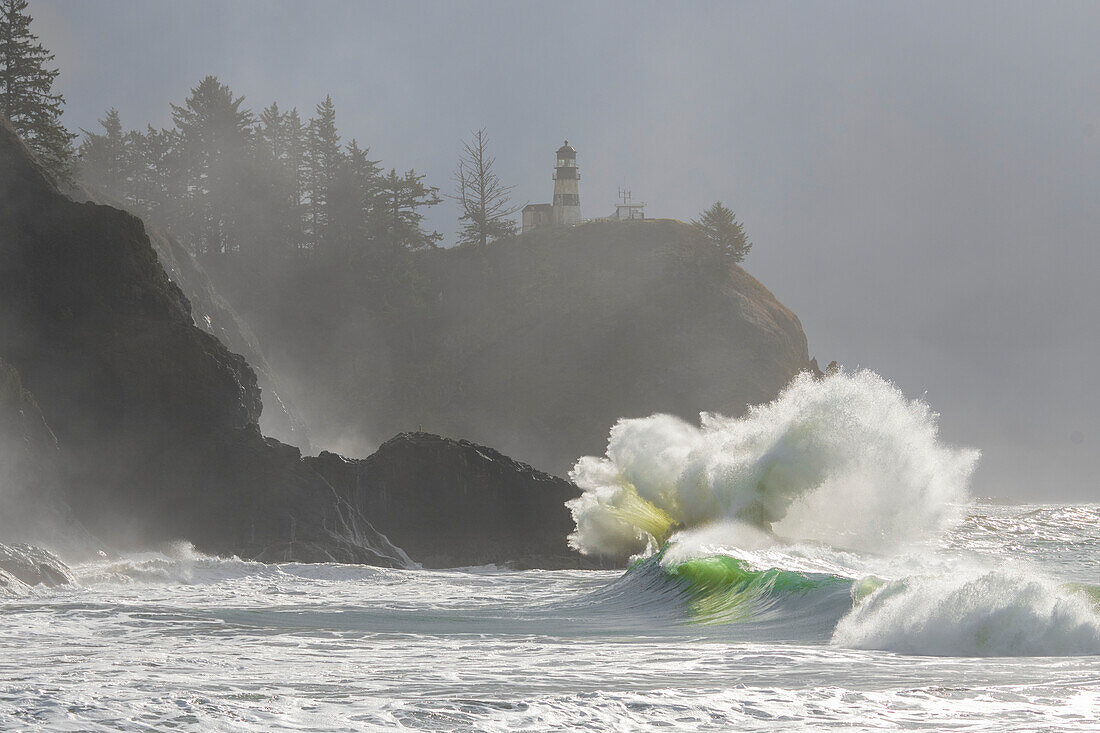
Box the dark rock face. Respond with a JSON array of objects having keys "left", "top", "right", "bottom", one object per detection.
[
  {"left": 311, "top": 433, "right": 603, "bottom": 569},
  {"left": 0, "top": 117, "right": 406, "bottom": 566},
  {"left": 140, "top": 224, "right": 312, "bottom": 449},
  {"left": 65, "top": 177, "right": 311, "bottom": 449},
  {"left": 0, "top": 356, "right": 103, "bottom": 559}
]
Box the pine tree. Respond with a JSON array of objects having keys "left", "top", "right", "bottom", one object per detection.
[
  {"left": 78, "top": 108, "right": 127, "bottom": 196},
  {"left": 256, "top": 102, "right": 308, "bottom": 255},
  {"left": 170, "top": 75, "right": 255, "bottom": 256},
  {"left": 691, "top": 201, "right": 752, "bottom": 263},
  {"left": 304, "top": 95, "right": 343, "bottom": 252},
  {"left": 329, "top": 138, "right": 381, "bottom": 258},
  {"left": 379, "top": 168, "right": 442, "bottom": 252},
  {"left": 126, "top": 125, "right": 181, "bottom": 224},
  {"left": 0, "top": 0, "right": 74, "bottom": 176},
  {"left": 451, "top": 128, "right": 518, "bottom": 248}
]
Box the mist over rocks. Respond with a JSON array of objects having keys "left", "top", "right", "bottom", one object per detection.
[
  {"left": 0, "top": 116, "right": 604, "bottom": 568},
  {"left": 211, "top": 219, "right": 814, "bottom": 476},
  {"left": 142, "top": 224, "right": 313, "bottom": 450},
  {"left": 0, "top": 117, "right": 405, "bottom": 565},
  {"left": 1, "top": 112, "right": 813, "bottom": 569},
  {"left": 0, "top": 356, "right": 103, "bottom": 559}
]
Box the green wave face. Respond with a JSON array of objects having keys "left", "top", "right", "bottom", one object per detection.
[{"left": 651, "top": 553, "right": 850, "bottom": 626}]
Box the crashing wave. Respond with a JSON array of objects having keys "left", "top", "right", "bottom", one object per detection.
[{"left": 568, "top": 369, "right": 979, "bottom": 558}]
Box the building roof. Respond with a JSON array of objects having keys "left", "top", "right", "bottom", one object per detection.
[
  {"left": 556, "top": 140, "right": 576, "bottom": 155},
  {"left": 524, "top": 203, "right": 552, "bottom": 211}
]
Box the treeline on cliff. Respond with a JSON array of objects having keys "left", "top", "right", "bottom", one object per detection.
[{"left": 78, "top": 76, "right": 443, "bottom": 263}]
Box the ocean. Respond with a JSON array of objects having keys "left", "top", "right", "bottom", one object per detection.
[
  {"left": 0, "top": 502, "right": 1097, "bottom": 731},
  {"left": 2, "top": 371, "right": 1097, "bottom": 731}
]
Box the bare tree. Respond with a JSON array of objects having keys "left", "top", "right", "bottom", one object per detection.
[{"left": 451, "top": 128, "right": 519, "bottom": 247}]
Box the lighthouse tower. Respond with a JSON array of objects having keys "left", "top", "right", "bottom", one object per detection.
[{"left": 551, "top": 140, "right": 581, "bottom": 226}]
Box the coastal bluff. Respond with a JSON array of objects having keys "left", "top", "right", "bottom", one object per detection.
[{"left": 214, "top": 218, "right": 816, "bottom": 476}]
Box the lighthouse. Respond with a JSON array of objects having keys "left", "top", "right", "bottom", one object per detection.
[
  {"left": 551, "top": 140, "right": 581, "bottom": 226},
  {"left": 520, "top": 140, "right": 584, "bottom": 233}
]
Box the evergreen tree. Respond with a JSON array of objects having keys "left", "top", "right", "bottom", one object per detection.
[
  {"left": 304, "top": 95, "right": 343, "bottom": 252},
  {"left": 329, "top": 138, "right": 381, "bottom": 258},
  {"left": 257, "top": 102, "right": 308, "bottom": 255},
  {"left": 170, "top": 75, "right": 255, "bottom": 256},
  {"left": 691, "top": 201, "right": 752, "bottom": 263},
  {"left": 379, "top": 168, "right": 442, "bottom": 252},
  {"left": 0, "top": 0, "right": 74, "bottom": 176},
  {"left": 78, "top": 108, "right": 127, "bottom": 196},
  {"left": 278, "top": 106, "right": 307, "bottom": 252},
  {"left": 452, "top": 128, "right": 518, "bottom": 248},
  {"left": 125, "top": 125, "right": 181, "bottom": 223},
  {"left": 258, "top": 102, "right": 287, "bottom": 161}
]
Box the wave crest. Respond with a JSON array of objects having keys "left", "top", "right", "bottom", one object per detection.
[{"left": 832, "top": 569, "right": 1100, "bottom": 656}]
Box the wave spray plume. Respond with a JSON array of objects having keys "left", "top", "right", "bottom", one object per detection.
[{"left": 567, "top": 369, "right": 980, "bottom": 558}]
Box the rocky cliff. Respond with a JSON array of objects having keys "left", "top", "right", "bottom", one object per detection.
[
  {"left": 0, "top": 118, "right": 597, "bottom": 568},
  {"left": 62, "top": 179, "right": 312, "bottom": 450},
  {"left": 212, "top": 219, "right": 815, "bottom": 476},
  {"left": 0, "top": 117, "right": 404, "bottom": 564}
]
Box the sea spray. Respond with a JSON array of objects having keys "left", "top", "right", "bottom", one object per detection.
[{"left": 568, "top": 369, "right": 980, "bottom": 558}]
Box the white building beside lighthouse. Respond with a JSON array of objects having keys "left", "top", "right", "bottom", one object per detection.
[{"left": 522, "top": 140, "right": 582, "bottom": 233}]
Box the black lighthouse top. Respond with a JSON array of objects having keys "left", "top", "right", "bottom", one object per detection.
[{"left": 556, "top": 140, "right": 576, "bottom": 159}]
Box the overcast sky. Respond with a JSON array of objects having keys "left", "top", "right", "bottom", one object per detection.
[{"left": 34, "top": 0, "right": 1100, "bottom": 500}]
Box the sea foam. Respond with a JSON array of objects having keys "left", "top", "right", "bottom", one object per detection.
[{"left": 568, "top": 369, "right": 979, "bottom": 558}]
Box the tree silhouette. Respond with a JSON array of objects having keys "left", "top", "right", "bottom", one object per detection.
[
  {"left": 0, "top": 0, "right": 74, "bottom": 176},
  {"left": 452, "top": 129, "right": 518, "bottom": 247},
  {"left": 171, "top": 75, "right": 256, "bottom": 256},
  {"left": 692, "top": 201, "right": 752, "bottom": 263},
  {"left": 78, "top": 108, "right": 127, "bottom": 194},
  {"left": 380, "top": 168, "right": 442, "bottom": 251}
]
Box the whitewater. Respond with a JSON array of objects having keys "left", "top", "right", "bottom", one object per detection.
[{"left": 2, "top": 371, "right": 1098, "bottom": 730}]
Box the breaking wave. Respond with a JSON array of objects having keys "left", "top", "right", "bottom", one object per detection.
[
  {"left": 567, "top": 369, "right": 979, "bottom": 558},
  {"left": 832, "top": 568, "right": 1100, "bottom": 656},
  {"left": 563, "top": 370, "right": 1100, "bottom": 656}
]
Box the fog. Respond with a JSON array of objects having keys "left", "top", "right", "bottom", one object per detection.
[{"left": 33, "top": 0, "right": 1100, "bottom": 501}]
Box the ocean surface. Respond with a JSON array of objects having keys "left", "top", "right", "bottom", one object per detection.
[{"left": 1, "top": 502, "right": 1097, "bottom": 732}]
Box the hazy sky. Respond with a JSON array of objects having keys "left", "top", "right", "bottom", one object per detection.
[{"left": 34, "top": 0, "right": 1100, "bottom": 500}]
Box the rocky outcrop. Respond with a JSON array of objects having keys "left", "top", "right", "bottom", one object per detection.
[
  {"left": 0, "top": 117, "right": 406, "bottom": 566},
  {"left": 311, "top": 432, "right": 604, "bottom": 569}
]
